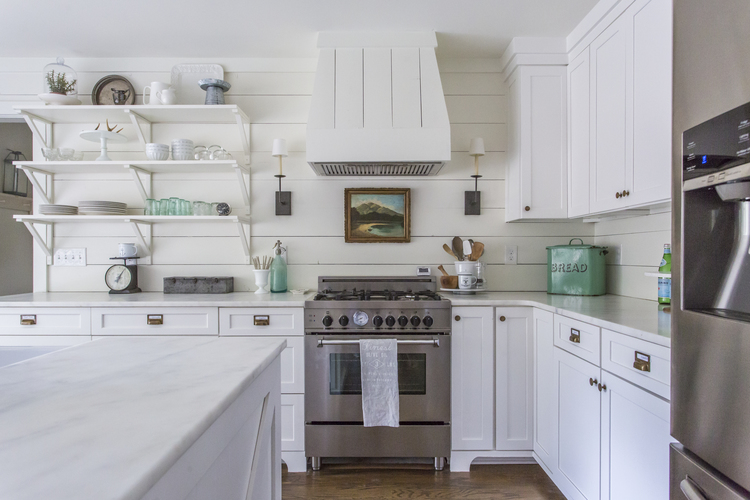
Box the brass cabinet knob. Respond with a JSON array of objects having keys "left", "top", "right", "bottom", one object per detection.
[
  {"left": 623, "top": 190, "right": 630, "bottom": 196},
  {"left": 499, "top": 316, "right": 506, "bottom": 322},
  {"left": 598, "top": 383, "right": 607, "bottom": 392},
  {"left": 524, "top": 206, "right": 530, "bottom": 212},
  {"left": 615, "top": 192, "right": 622, "bottom": 199},
  {"left": 454, "top": 315, "right": 461, "bottom": 322},
  {"left": 589, "top": 378, "right": 598, "bottom": 387}
]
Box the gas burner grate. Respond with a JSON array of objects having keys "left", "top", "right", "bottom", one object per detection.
[{"left": 313, "top": 288, "right": 442, "bottom": 302}]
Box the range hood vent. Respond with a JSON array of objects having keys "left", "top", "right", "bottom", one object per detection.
[
  {"left": 307, "top": 32, "right": 451, "bottom": 176},
  {"left": 310, "top": 162, "right": 444, "bottom": 176}
]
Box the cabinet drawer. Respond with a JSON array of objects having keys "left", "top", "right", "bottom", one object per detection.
[
  {"left": 0, "top": 308, "right": 91, "bottom": 335},
  {"left": 281, "top": 394, "right": 305, "bottom": 452},
  {"left": 92, "top": 308, "right": 219, "bottom": 336},
  {"left": 553, "top": 314, "right": 601, "bottom": 365},
  {"left": 219, "top": 308, "right": 304, "bottom": 336},
  {"left": 601, "top": 329, "right": 670, "bottom": 399},
  {"left": 254, "top": 336, "right": 304, "bottom": 393}
]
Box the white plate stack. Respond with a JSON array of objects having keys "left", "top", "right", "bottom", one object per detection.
[
  {"left": 78, "top": 201, "right": 127, "bottom": 216},
  {"left": 39, "top": 204, "right": 78, "bottom": 215}
]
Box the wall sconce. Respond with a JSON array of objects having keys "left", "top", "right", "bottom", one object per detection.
[
  {"left": 465, "top": 138, "right": 485, "bottom": 215},
  {"left": 272, "top": 138, "right": 291, "bottom": 216}
]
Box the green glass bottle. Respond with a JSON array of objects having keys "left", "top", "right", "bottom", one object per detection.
[
  {"left": 270, "top": 240, "right": 287, "bottom": 293},
  {"left": 658, "top": 244, "right": 671, "bottom": 304}
]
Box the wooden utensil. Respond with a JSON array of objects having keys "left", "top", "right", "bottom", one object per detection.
[
  {"left": 452, "top": 236, "right": 464, "bottom": 261},
  {"left": 470, "top": 242, "right": 485, "bottom": 261},
  {"left": 438, "top": 265, "right": 449, "bottom": 276},
  {"left": 442, "top": 244, "right": 458, "bottom": 260}
]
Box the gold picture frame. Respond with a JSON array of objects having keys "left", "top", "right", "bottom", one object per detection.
[{"left": 344, "top": 188, "right": 411, "bottom": 243}]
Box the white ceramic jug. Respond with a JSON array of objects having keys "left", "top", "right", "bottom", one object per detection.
[
  {"left": 157, "top": 88, "right": 177, "bottom": 105},
  {"left": 143, "top": 82, "right": 171, "bottom": 105}
]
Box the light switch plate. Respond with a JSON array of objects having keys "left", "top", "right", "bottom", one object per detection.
[
  {"left": 505, "top": 245, "right": 518, "bottom": 265},
  {"left": 54, "top": 248, "right": 86, "bottom": 267},
  {"left": 610, "top": 244, "right": 622, "bottom": 265}
]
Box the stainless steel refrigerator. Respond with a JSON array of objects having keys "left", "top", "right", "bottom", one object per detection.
[{"left": 672, "top": 1, "right": 750, "bottom": 498}]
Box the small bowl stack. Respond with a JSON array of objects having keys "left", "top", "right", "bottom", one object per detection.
[
  {"left": 145, "top": 143, "right": 169, "bottom": 161},
  {"left": 171, "top": 139, "right": 194, "bottom": 161}
]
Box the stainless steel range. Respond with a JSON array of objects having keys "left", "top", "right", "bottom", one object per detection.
[{"left": 304, "top": 276, "right": 451, "bottom": 471}]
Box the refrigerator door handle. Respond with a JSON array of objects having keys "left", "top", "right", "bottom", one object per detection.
[{"left": 681, "top": 476, "right": 709, "bottom": 500}]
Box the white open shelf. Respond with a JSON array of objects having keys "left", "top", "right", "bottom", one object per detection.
[
  {"left": 14, "top": 215, "right": 252, "bottom": 264},
  {"left": 13, "top": 104, "right": 251, "bottom": 163}
]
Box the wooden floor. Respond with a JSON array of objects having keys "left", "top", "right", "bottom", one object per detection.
[{"left": 282, "top": 463, "right": 565, "bottom": 499}]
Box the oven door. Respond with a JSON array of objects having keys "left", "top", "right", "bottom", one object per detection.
[{"left": 304, "top": 333, "right": 450, "bottom": 423}]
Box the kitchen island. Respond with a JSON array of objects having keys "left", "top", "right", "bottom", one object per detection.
[{"left": 0, "top": 336, "right": 285, "bottom": 500}]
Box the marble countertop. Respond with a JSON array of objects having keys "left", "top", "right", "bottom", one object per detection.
[
  {"left": 0, "top": 336, "right": 286, "bottom": 500},
  {"left": 442, "top": 292, "right": 671, "bottom": 347},
  {"left": 0, "top": 291, "right": 313, "bottom": 307}
]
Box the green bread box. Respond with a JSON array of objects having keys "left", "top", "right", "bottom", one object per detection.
[{"left": 546, "top": 238, "right": 608, "bottom": 296}]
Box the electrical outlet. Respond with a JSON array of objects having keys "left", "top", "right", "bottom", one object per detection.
[
  {"left": 53, "top": 248, "right": 86, "bottom": 267},
  {"left": 610, "top": 244, "right": 622, "bottom": 265},
  {"left": 505, "top": 245, "right": 518, "bottom": 265}
]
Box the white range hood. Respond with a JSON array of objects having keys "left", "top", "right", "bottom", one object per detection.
[{"left": 306, "top": 32, "right": 451, "bottom": 176}]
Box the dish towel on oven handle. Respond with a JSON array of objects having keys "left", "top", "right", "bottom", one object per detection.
[{"left": 359, "top": 338, "right": 400, "bottom": 427}]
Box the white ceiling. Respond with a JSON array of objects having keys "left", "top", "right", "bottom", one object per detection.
[{"left": 1, "top": 0, "right": 598, "bottom": 59}]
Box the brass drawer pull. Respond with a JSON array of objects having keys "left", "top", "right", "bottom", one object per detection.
[
  {"left": 254, "top": 315, "right": 270, "bottom": 326},
  {"left": 147, "top": 314, "right": 163, "bottom": 325},
  {"left": 499, "top": 316, "right": 506, "bottom": 322},
  {"left": 524, "top": 206, "right": 530, "bottom": 212},
  {"left": 569, "top": 328, "right": 581, "bottom": 343},
  {"left": 589, "top": 378, "right": 598, "bottom": 387},
  {"left": 20, "top": 315, "right": 36, "bottom": 326},
  {"left": 598, "top": 382, "right": 607, "bottom": 392},
  {"left": 633, "top": 351, "right": 651, "bottom": 372},
  {"left": 615, "top": 192, "right": 621, "bottom": 199},
  {"left": 454, "top": 315, "right": 461, "bottom": 322}
]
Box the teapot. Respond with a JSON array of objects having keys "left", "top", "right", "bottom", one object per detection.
[{"left": 111, "top": 88, "right": 130, "bottom": 105}]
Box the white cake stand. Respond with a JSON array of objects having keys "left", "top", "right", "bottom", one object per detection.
[{"left": 80, "top": 130, "right": 128, "bottom": 161}]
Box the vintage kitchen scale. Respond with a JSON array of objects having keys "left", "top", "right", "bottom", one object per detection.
[{"left": 105, "top": 256, "right": 142, "bottom": 294}]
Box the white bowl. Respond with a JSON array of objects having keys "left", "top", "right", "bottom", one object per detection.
[
  {"left": 172, "top": 152, "right": 194, "bottom": 161},
  {"left": 146, "top": 143, "right": 169, "bottom": 149},
  {"left": 171, "top": 146, "right": 195, "bottom": 151},
  {"left": 171, "top": 140, "right": 193, "bottom": 146},
  {"left": 146, "top": 150, "right": 170, "bottom": 161},
  {"left": 455, "top": 261, "right": 477, "bottom": 274}
]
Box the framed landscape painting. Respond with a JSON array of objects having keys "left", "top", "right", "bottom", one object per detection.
[{"left": 344, "top": 188, "right": 411, "bottom": 243}]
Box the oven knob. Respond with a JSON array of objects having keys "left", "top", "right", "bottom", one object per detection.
[
  {"left": 385, "top": 315, "right": 396, "bottom": 327},
  {"left": 322, "top": 315, "right": 333, "bottom": 327},
  {"left": 372, "top": 315, "right": 384, "bottom": 327},
  {"left": 339, "top": 315, "right": 349, "bottom": 326},
  {"left": 352, "top": 310, "right": 369, "bottom": 327},
  {"left": 423, "top": 315, "right": 434, "bottom": 328},
  {"left": 410, "top": 315, "right": 421, "bottom": 327},
  {"left": 398, "top": 315, "right": 409, "bottom": 327}
]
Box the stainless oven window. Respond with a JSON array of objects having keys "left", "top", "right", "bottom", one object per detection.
[{"left": 329, "top": 353, "right": 427, "bottom": 395}]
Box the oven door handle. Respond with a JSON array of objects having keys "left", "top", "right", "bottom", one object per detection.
[{"left": 317, "top": 339, "right": 440, "bottom": 347}]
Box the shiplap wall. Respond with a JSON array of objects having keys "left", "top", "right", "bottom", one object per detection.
[
  {"left": 594, "top": 212, "right": 672, "bottom": 300},
  {"left": 2, "top": 56, "right": 600, "bottom": 293}
]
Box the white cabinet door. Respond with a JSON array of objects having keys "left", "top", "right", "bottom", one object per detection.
[
  {"left": 629, "top": 0, "right": 672, "bottom": 207},
  {"left": 451, "top": 307, "right": 495, "bottom": 451},
  {"left": 280, "top": 394, "right": 305, "bottom": 452},
  {"left": 533, "top": 309, "right": 558, "bottom": 473},
  {"left": 506, "top": 66, "right": 568, "bottom": 221},
  {"left": 556, "top": 347, "right": 602, "bottom": 500},
  {"left": 568, "top": 47, "right": 591, "bottom": 218},
  {"left": 495, "top": 307, "right": 533, "bottom": 451},
  {"left": 254, "top": 336, "right": 304, "bottom": 394},
  {"left": 589, "top": 14, "right": 632, "bottom": 214},
  {"left": 600, "top": 373, "right": 672, "bottom": 500}
]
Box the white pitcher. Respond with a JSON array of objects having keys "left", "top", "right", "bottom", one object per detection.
[
  {"left": 157, "top": 88, "right": 177, "bottom": 105},
  {"left": 143, "top": 82, "right": 171, "bottom": 105}
]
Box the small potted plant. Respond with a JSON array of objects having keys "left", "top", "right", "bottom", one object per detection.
[{"left": 39, "top": 57, "right": 81, "bottom": 105}]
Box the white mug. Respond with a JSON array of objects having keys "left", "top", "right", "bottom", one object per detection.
[
  {"left": 143, "top": 82, "right": 171, "bottom": 105},
  {"left": 458, "top": 273, "right": 477, "bottom": 290},
  {"left": 118, "top": 243, "right": 137, "bottom": 258},
  {"left": 157, "top": 88, "right": 177, "bottom": 105}
]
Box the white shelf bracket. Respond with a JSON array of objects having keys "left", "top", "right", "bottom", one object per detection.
[
  {"left": 232, "top": 109, "right": 251, "bottom": 165},
  {"left": 236, "top": 221, "right": 250, "bottom": 264},
  {"left": 127, "top": 221, "right": 152, "bottom": 258},
  {"left": 20, "top": 166, "right": 52, "bottom": 205},
  {"left": 124, "top": 110, "right": 152, "bottom": 146},
  {"left": 232, "top": 165, "right": 251, "bottom": 208},
  {"left": 18, "top": 112, "right": 52, "bottom": 149},
  {"left": 125, "top": 165, "right": 152, "bottom": 202},
  {"left": 22, "top": 221, "right": 53, "bottom": 259}
]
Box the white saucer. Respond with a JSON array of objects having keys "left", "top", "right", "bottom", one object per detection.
[
  {"left": 38, "top": 93, "right": 81, "bottom": 105},
  {"left": 440, "top": 287, "right": 478, "bottom": 295},
  {"left": 290, "top": 289, "right": 309, "bottom": 295}
]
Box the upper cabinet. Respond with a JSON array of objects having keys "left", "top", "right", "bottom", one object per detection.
[
  {"left": 571, "top": 0, "right": 673, "bottom": 217},
  {"left": 505, "top": 65, "right": 568, "bottom": 221}
]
